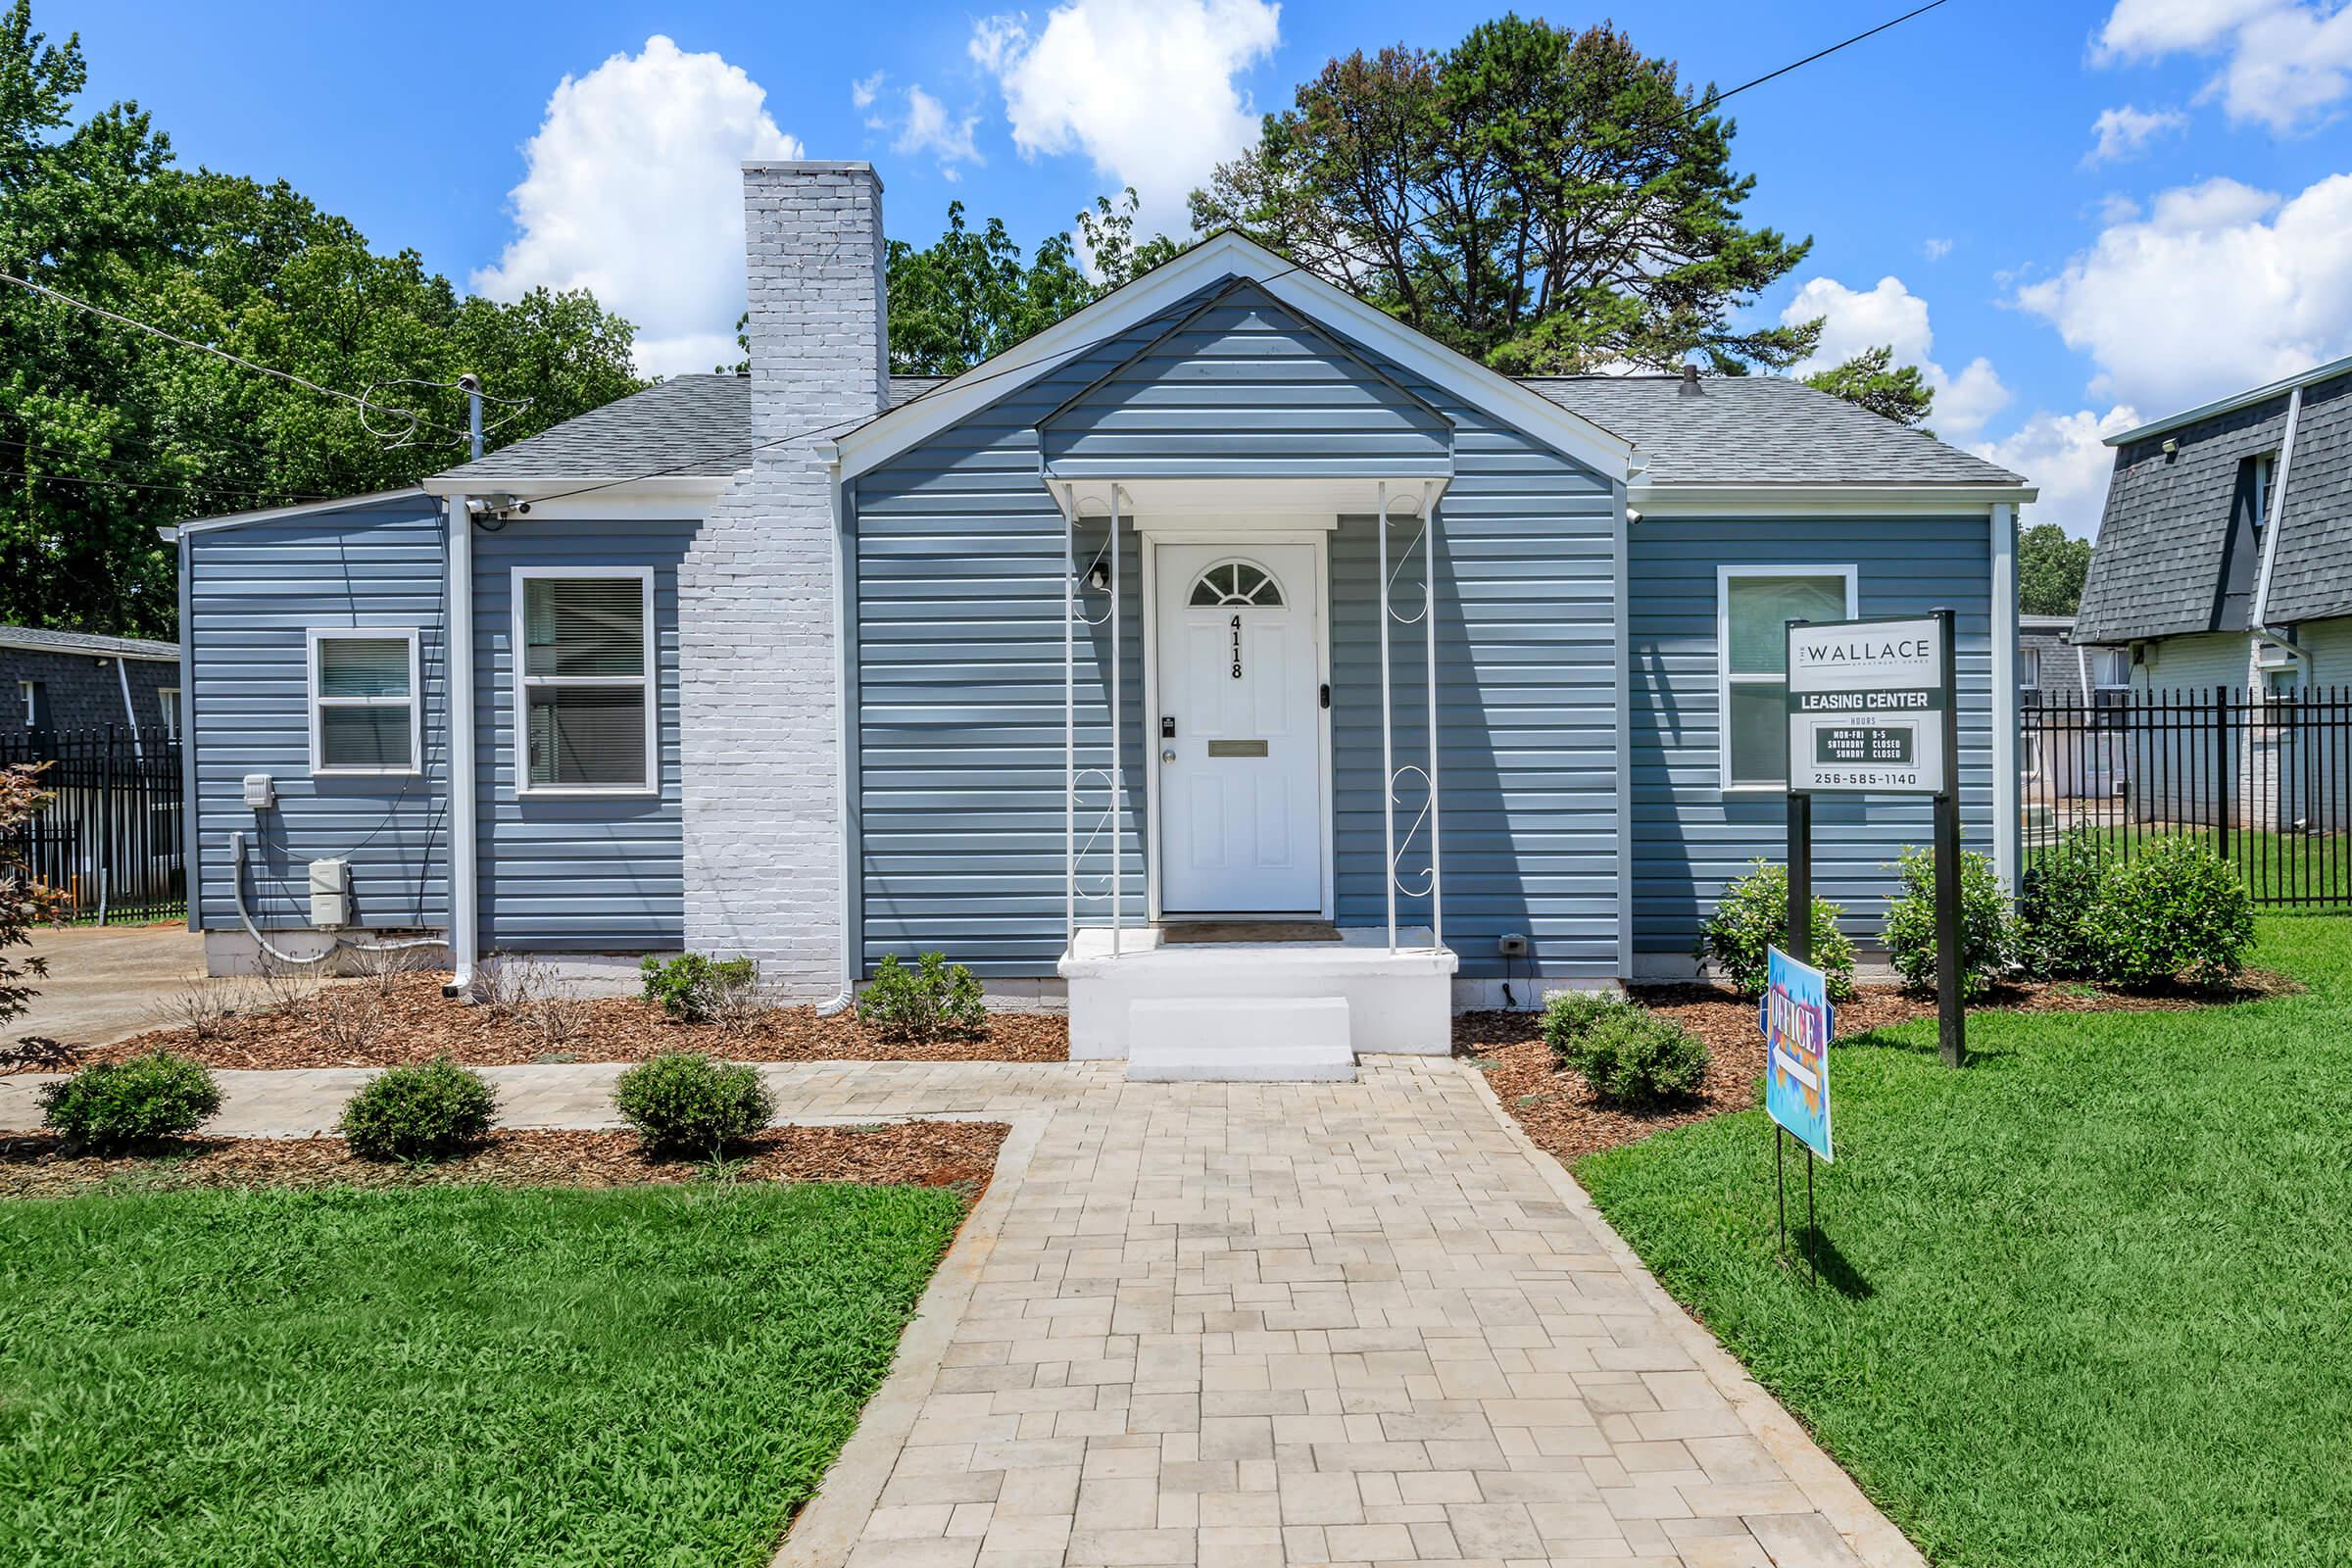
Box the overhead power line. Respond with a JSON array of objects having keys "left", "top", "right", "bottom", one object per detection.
[{"left": 504, "top": 0, "right": 1963, "bottom": 514}]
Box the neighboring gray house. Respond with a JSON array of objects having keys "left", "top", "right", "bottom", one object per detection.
[
  {"left": 2077, "top": 354, "right": 2352, "bottom": 691},
  {"left": 0, "top": 625, "right": 179, "bottom": 737},
  {"left": 169, "top": 161, "right": 2035, "bottom": 1065},
  {"left": 2018, "top": 612, "right": 2084, "bottom": 703}
]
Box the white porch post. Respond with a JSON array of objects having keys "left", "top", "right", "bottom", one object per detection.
[
  {"left": 1063, "top": 483, "right": 1076, "bottom": 944},
  {"left": 1424, "top": 481, "right": 1442, "bottom": 953},
  {"left": 1110, "top": 484, "right": 1123, "bottom": 956},
  {"left": 1378, "top": 482, "right": 1396, "bottom": 952}
]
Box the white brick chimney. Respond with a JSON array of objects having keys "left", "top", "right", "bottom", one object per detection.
[{"left": 679, "top": 161, "right": 887, "bottom": 993}]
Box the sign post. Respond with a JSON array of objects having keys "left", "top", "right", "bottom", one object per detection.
[
  {"left": 1763, "top": 945, "right": 1834, "bottom": 1283},
  {"left": 1784, "top": 608, "right": 1964, "bottom": 1067}
]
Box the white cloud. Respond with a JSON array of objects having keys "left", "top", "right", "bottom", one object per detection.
[
  {"left": 852, "top": 71, "right": 884, "bottom": 110},
  {"left": 1922, "top": 236, "right": 1953, "bottom": 261},
  {"left": 2083, "top": 104, "right": 2188, "bottom": 165},
  {"left": 1969, "top": 406, "right": 2142, "bottom": 540},
  {"left": 891, "top": 83, "right": 983, "bottom": 171},
  {"left": 2094, "top": 0, "right": 2352, "bottom": 133},
  {"left": 1782, "top": 274, "right": 2012, "bottom": 439},
  {"left": 2015, "top": 172, "right": 2352, "bottom": 411},
  {"left": 474, "top": 36, "right": 800, "bottom": 377},
  {"left": 969, "top": 0, "right": 1281, "bottom": 236}
]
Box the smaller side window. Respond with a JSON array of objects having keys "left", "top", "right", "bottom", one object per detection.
[
  {"left": 309, "top": 630, "right": 419, "bottom": 774},
  {"left": 18, "top": 679, "right": 37, "bottom": 729},
  {"left": 159, "top": 686, "right": 181, "bottom": 741}
]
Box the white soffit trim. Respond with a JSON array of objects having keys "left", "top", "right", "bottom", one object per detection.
[
  {"left": 1054, "top": 475, "right": 1452, "bottom": 517},
  {"left": 836, "top": 230, "right": 1636, "bottom": 483},
  {"left": 172, "top": 487, "right": 431, "bottom": 536},
  {"left": 1631, "top": 482, "right": 2037, "bottom": 515}
]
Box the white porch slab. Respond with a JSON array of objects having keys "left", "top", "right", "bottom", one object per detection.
[
  {"left": 1056, "top": 925, "right": 1456, "bottom": 1059},
  {"left": 1125, "top": 996, "right": 1357, "bottom": 1081}
]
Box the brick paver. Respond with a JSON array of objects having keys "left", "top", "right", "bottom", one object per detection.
[{"left": 0, "top": 1054, "right": 1915, "bottom": 1567}]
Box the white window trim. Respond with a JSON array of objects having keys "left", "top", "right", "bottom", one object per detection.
[
  {"left": 307, "top": 626, "right": 422, "bottom": 777},
  {"left": 18, "top": 679, "right": 34, "bottom": 728},
  {"left": 1716, "top": 564, "right": 1859, "bottom": 795},
  {"left": 511, "top": 565, "right": 658, "bottom": 798},
  {"left": 159, "top": 685, "right": 181, "bottom": 741}
]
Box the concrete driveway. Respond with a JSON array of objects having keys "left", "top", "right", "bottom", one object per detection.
[{"left": 12, "top": 922, "right": 209, "bottom": 1050}]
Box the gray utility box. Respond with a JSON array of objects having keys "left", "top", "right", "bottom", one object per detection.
[{"left": 309, "top": 858, "right": 352, "bottom": 929}]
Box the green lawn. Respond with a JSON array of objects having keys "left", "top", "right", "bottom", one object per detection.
[
  {"left": 1578, "top": 916, "right": 2352, "bottom": 1566},
  {"left": 0, "top": 1181, "right": 966, "bottom": 1567}
]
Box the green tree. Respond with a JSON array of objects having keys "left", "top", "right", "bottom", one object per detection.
[
  {"left": 2019, "top": 521, "right": 2094, "bottom": 616},
  {"left": 1194, "top": 18, "right": 1818, "bottom": 374},
  {"left": 884, "top": 191, "right": 1189, "bottom": 376},
  {"left": 0, "top": 2, "right": 642, "bottom": 639},
  {"left": 1803, "top": 344, "right": 1935, "bottom": 427}
]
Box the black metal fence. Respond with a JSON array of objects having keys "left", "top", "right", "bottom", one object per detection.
[
  {"left": 2022, "top": 686, "right": 2352, "bottom": 908},
  {"left": 0, "top": 725, "right": 185, "bottom": 923}
]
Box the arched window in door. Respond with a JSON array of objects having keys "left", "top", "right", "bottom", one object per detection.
[{"left": 1187, "top": 561, "right": 1286, "bottom": 608}]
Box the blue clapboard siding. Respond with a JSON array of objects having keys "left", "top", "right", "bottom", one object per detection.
[
  {"left": 472, "top": 517, "right": 694, "bottom": 952},
  {"left": 185, "top": 494, "right": 450, "bottom": 931},
  {"left": 854, "top": 273, "right": 1619, "bottom": 979},
  {"left": 1042, "top": 283, "right": 1452, "bottom": 480},
  {"left": 1629, "top": 515, "right": 1994, "bottom": 956}
]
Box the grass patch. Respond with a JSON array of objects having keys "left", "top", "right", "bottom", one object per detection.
[
  {"left": 0, "top": 1180, "right": 966, "bottom": 1566},
  {"left": 1575, "top": 914, "right": 2352, "bottom": 1566}
]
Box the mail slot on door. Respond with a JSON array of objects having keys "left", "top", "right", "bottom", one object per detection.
[{"left": 1205, "top": 740, "right": 1270, "bottom": 758}]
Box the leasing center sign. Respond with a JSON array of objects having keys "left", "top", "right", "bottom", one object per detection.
[{"left": 1786, "top": 614, "right": 1948, "bottom": 795}]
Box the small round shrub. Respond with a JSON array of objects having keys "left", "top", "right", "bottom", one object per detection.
[
  {"left": 1696, "top": 859, "right": 1857, "bottom": 1001},
  {"left": 1538, "top": 990, "right": 1629, "bottom": 1070},
  {"left": 1558, "top": 1007, "right": 1710, "bottom": 1106},
  {"left": 339, "top": 1058, "right": 497, "bottom": 1160},
  {"left": 2018, "top": 826, "right": 2108, "bottom": 979},
  {"left": 1882, "top": 845, "right": 2014, "bottom": 1001},
  {"left": 2085, "top": 836, "right": 2255, "bottom": 990},
  {"left": 638, "top": 953, "right": 759, "bottom": 1023},
  {"left": 39, "top": 1051, "right": 221, "bottom": 1151},
  {"left": 614, "top": 1053, "right": 774, "bottom": 1156},
  {"left": 858, "top": 952, "right": 988, "bottom": 1042}
]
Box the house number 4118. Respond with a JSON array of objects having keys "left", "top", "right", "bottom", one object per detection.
[{"left": 1230, "top": 615, "right": 1243, "bottom": 679}]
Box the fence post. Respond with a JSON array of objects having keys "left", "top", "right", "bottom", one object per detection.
[{"left": 98, "top": 724, "right": 115, "bottom": 925}]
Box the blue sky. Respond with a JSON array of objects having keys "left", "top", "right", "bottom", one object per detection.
[{"left": 66, "top": 0, "right": 2352, "bottom": 534}]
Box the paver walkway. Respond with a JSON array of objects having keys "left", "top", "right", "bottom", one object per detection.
[{"left": 0, "top": 1055, "right": 1916, "bottom": 1568}]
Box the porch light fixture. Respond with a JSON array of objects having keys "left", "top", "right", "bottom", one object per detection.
[{"left": 1087, "top": 562, "right": 1110, "bottom": 593}]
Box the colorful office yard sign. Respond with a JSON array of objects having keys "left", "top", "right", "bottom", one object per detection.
[
  {"left": 1762, "top": 946, "right": 1834, "bottom": 1162},
  {"left": 1785, "top": 613, "right": 1948, "bottom": 795}
]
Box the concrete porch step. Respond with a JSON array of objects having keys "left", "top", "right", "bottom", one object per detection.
[{"left": 1125, "top": 997, "right": 1356, "bottom": 1082}]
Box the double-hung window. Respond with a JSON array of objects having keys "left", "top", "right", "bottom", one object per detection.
[
  {"left": 159, "top": 686, "right": 181, "bottom": 740},
  {"left": 1718, "top": 567, "right": 1856, "bottom": 790},
  {"left": 309, "top": 629, "right": 420, "bottom": 774},
  {"left": 515, "top": 569, "right": 656, "bottom": 794}
]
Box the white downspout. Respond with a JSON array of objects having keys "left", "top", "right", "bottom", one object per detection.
[
  {"left": 446, "top": 497, "right": 479, "bottom": 996},
  {"left": 1990, "top": 502, "right": 2019, "bottom": 893},
  {"left": 2249, "top": 383, "right": 2304, "bottom": 647},
  {"left": 114, "top": 658, "right": 144, "bottom": 760}
]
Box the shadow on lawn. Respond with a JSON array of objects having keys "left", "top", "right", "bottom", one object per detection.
[{"left": 1780, "top": 1219, "right": 1876, "bottom": 1300}]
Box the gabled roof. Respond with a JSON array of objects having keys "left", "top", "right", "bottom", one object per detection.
[
  {"left": 0, "top": 624, "right": 177, "bottom": 662},
  {"left": 1525, "top": 375, "right": 2027, "bottom": 488},
  {"left": 835, "top": 230, "right": 1636, "bottom": 484},
  {"left": 2105, "top": 352, "right": 2352, "bottom": 448}
]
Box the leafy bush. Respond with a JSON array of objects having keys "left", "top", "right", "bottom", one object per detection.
[
  {"left": 338, "top": 1058, "right": 497, "bottom": 1160},
  {"left": 1556, "top": 1006, "right": 1710, "bottom": 1105},
  {"left": 857, "top": 952, "right": 987, "bottom": 1042},
  {"left": 1882, "top": 845, "right": 2014, "bottom": 1001},
  {"left": 2018, "top": 827, "right": 2109, "bottom": 979},
  {"left": 1696, "top": 859, "right": 1856, "bottom": 1001},
  {"left": 638, "top": 954, "right": 759, "bottom": 1023},
  {"left": 39, "top": 1051, "right": 221, "bottom": 1150},
  {"left": 2085, "top": 836, "right": 2255, "bottom": 990},
  {"left": 1539, "top": 990, "right": 1629, "bottom": 1071},
  {"left": 614, "top": 1053, "right": 774, "bottom": 1156}
]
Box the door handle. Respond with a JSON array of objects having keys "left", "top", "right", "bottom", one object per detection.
[{"left": 1160, "top": 749, "right": 1176, "bottom": 763}]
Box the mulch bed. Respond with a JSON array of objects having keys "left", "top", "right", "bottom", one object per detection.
[
  {"left": 66, "top": 972, "right": 1067, "bottom": 1071},
  {"left": 0, "top": 1120, "right": 1008, "bottom": 1200},
  {"left": 1461, "top": 970, "right": 2299, "bottom": 1165}
]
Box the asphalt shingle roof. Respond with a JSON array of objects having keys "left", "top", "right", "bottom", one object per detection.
[
  {"left": 0, "top": 625, "right": 177, "bottom": 661},
  {"left": 2255, "top": 368, "right": 2352, "bottom": 627},
  {"left": 1521, "top": 374, "right": 2026, "bottom": 487},
  {"left": 438, "top": 368, "right": 2024, "bottom": 491}
]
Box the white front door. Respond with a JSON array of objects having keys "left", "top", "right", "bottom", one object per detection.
[{"left": 1154, "top": 541, "right": 1325, "bottom": 913}]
